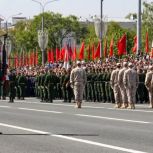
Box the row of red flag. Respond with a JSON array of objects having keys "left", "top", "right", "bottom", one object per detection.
[
  {"left": 8, "top": 32, "right": 151, "bottom": 67},
  {"left": 8, "top": 51, "right": 38, "bottom": 68}
]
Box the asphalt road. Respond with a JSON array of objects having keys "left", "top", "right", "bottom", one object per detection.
[{"left": 0, "top": 98, "right": 153, "bottom": 153}]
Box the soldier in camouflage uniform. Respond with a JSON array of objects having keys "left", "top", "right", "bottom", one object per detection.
[
  {"left": 110, "top": 63, "right": 122, "bottom": 108},
  {"left": 123, "top": 63, "right": 139, "bottom": 109},
  {"left": 70, "top": 61, "right": 87, "bottom": 108},
  {"left": 145, "top": 66, "right": 153, "bottom": 108},
  {"left": 118, "top": 62, "right": 128, "bottom": 108}
]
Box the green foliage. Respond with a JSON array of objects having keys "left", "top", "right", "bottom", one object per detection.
[
  {"left": 142, "top": 2, "right": 153, "bottom": 51},
  {"left": 9, "top": 12, "right": 88, "bottom": 64}
]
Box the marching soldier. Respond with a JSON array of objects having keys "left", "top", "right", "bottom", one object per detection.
[
  {"left": 123, "top": 63, "right": 139, "bottom": 109},
  {"left": 110, "top": 63, "right": 122, "bottom": 108},
  {"left": 44, "top": 69, "right": 56, "bottom": 103},
  {"left": 118, "top": 62, "right": 128, "bottom": 108},
  {"left": 70, "top": 61, "right": 87, "bottom": 108},
  {"left": 18, "top": 71, "right": 27, "bottom": 100},
  {"left": 8, "top": 70, "right": 16, "bottom": 103},
  {"left": 145, "top": 65, "right": 153, "bottom": 108}
]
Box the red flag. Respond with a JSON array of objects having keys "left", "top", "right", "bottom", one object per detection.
[
  {"left": 50, "top": 50, "right": 54, "bottom": 63},
  {"left": 132, "top": 36, "right": 137, "bottom": 53},
  {"left": 72, "top": 46, "right": 77, "bottom": 61},
  {"left": 47, "top": 49, "right": 51, "bottom": 62},
  {"left": 92, "top": 44, "right": 95, "bottom": 61},
  {"left": 35, "top": 50, "right": 38, "bottom": 65},
  {"left": 56, "top": 48, "right": 60, "bottom": 62},
  {"left": 87, "top": 44, "right": 91, "bottom": 61},
  {"left": 59, "top": 47, "right": 65, "bottom": 61},
  {"left": 117, "top": 34, "right": 127, "bottom": 56},
  {"left": 109, "top": 38, "right": 114, "bottom": 57},
  {"left": 79, "top": 42, "right": 85, "bottom": 60},
  {"left": 145, "top": 32, "right": 149, "bottom": 53},
  {"left": 94, "top": 41, "right": 100, "bottom": 59},
  {"left": 103, "top": 40, "right": 107, "bottom": 58}
]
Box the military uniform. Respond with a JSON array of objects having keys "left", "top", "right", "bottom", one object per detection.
[
  {"left": 70, "top": 62, "right": 87, "bottom": 108},
  {"left": 44, "top": 70, "right": 56, "bottom": 103},
  {"left": 123, "top": 63, "right": 139, "bottom": 109},
  {"left": 145, "top": 67, "right": 153, "bottom": 108},
  {"left": 118, "top": 64, "right": 128, "bottom": 108},
  {"left": 18, "top": 73, "right": 27, "bottom": 100},
  {"left": 8, "top": 72, "right": 16, "bottom": 102},
  {"left": 110, "top": 64, "right": 122, "bottom": 108}
]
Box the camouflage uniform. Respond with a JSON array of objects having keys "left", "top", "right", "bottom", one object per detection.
[
  {"left": 145, "top": 67, "right": 153, "bottom": 108},
  {"left": 70, "top": 64, "right": 87, "bottom": 108},
  {"left": 110, "top": 64, "right": 122, "bottom": 108},
  {"left": 123, "top": 63, "right": 139, "bottom": 109},
  {"left": 118, "top": 63, "right": 128, "bottom": 108}
]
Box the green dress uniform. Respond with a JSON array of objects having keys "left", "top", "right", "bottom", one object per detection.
[
  {"left": 9, "top": 73, "right": 16, "bottom": 102},
  {"left": 18, "top": 74, "right": 27, "bottom": 100},
  {"left": 44, "top": 71, "right": 56, "bottom": 103}
]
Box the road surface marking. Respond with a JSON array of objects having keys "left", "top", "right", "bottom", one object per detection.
[
  {"left": 0, "top": 122, "right": 147, "bottom": 153},
  {"left": 18, "top": 107, "right": 63, "bottom": 114},
  {"left": 0, "top": 106, "right": 10, "bottom": 108},
  {"left": 0, "top": 123, "right": 49, "bottom": 134},
  {"left": 9, "top": 101, "right": 153, "bottom": 113},
  {"left": 76, "top": 114, "right": 150, "bottom": 124},
  {"left": 52, "top": 134, "right": 147, "bottom": 153}
]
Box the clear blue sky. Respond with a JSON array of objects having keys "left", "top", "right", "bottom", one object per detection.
[{"left": 0, "top": 0, "right": 152, "bottom": 21}]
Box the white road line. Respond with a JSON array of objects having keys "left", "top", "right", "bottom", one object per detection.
[
  {"left": 0, "top": 123, "right": 49, "bottom": 134},
  {"left": 11, "top": 101, "right": 153, "bottom": 113},
  {"left": 52, "top": 135, "right": 147, "bottom": 153},
  {"left": 76, "top": 114, "right": 150, "bottom": 124},
  {"left": 0, "top": 122, "right": 147, "bottom": 153},
  {"left": 0, "top": 106, "right": 10, "bottom": 108},
  {"left": 18, "top": 107, "right": 63, "bottom": 114}
]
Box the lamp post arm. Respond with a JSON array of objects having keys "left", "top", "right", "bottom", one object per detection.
[{"left": 44, "top": 0, "right": 58, "bottom": 8}]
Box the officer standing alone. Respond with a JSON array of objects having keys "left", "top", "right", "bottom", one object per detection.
[{"left": 70, "top": 61, "right": 87, "bottom": 108}]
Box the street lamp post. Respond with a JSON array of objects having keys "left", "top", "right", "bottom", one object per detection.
[
  {"left": 94, "top": 0, "right": 107, "bottom": 59},
  {"left": 100, "top": 0, "right": 103, "bottom": 58},
  {"left": 137, "top": 0, "right": 141, "bottom": 55},
  {"left": 32, "top": 0, "right": 58, "bottom": 66},
  {"left": 0, "top": 13, "right": 22, "bottom": 65}
]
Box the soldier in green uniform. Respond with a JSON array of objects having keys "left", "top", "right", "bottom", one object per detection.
[
  {"left": 86, "top": 68, "right": 93, "bottom": 101},
  {"left": 63, "top": 68, "right": 73, "bottom": 103},
  {"left": 137, "top": 68, "right": 146, "bottom": 103},
  {"left": 8, "top": 70, "right": 16, "bottom": 102},
  {"left": 35, "top": 71, "right": 40, "bottom": 98},
  {"left": 100, "top": 68, "right": 107, "bottom": 103},
  {"left": 39, "top": 70, "right": 46, "bottom": 102},
  {"left": 44, "top": 69, "right": 56, "bottom": 103},
  {"left": 16, "top": 72, "right": 21, "bottom": 99},
  {"left": 60, "top": 69, "right": 67, "bottom": 102},
  {"left": 18, "top": 71, "right": 27, "bottom": 100}
]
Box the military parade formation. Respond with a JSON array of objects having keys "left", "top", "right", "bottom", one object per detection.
[{"left": 0, "top": 54, "right": 153, "bottom": 109}]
